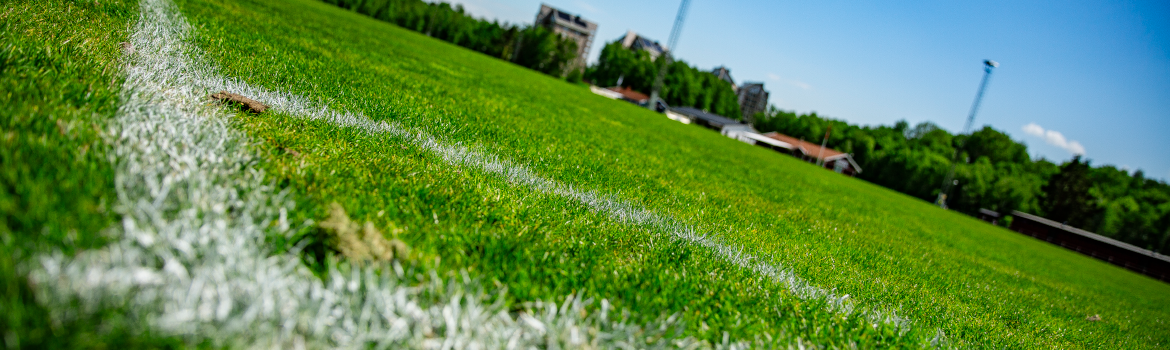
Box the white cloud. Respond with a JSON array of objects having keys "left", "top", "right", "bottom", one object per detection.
[
  {"left": 767, "top": 73, "right": 782, "bottom": 81},
  {"left": 1022, "top": 123, "right": 1085, "bottom": 155},
  {"left": 1022, "top": 123, "right": 1044, "bottom": 137},
  {"left": 790, "top": 80, "right": 812, "bottom": 90}
]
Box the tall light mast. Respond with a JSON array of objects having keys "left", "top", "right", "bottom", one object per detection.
[
  {"left": 936, "top": 59, "right": 999, "bottom": 208},
  {"left": 648, "top": 0, "right": 692, "bottom": 111}
]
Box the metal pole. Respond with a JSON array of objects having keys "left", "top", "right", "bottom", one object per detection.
[
  {"left": 648, "top": 0, "right": 691, "bottom": 111},
  {"left": 937, "top": 60, "right": 998, "bottom": 208},
  {"left": 817, "top": 125, "right": 831, "bottom": 167}
]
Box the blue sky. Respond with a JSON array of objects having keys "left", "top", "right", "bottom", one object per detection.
[{"left": 442, "top": 0, "right": 1170, "bottom": 180}]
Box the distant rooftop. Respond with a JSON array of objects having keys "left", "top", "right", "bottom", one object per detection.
[
  {"left": 762, "top": 132, "right": 845, "bottom": 161},
  {"left": 538, "top": 4, "right": 596, "bottom": 33},
  {"left": 712, "top": 66, "right": 735, "bottom": 90},
  {"left": 536, "top": 4, "right": 597, "bottom": 70},
  {"left": 762, "top": 132, "right": 862, "bottom": 173},
  {"left": 619, "top": 31, "right": 666, "bottom": 60},
  {"left": 669, "top": 106, "right": 743, "bottom": 127},
  {"left": 606, "top": 86, "right": 649, "bottom": 103},
  {"left": 740, "top": 82, "right": 765, "bottom": 91},
  {"left": 979, "top": 208, "right": 1001, "bottom": 218}
]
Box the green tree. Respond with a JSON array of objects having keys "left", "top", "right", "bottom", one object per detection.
[
  {"left": 587, "top": 40, "right": 741, "bottom": 118},
  {"left": 585, "top": 41, "right": 655, "bottom": 90},
  {"left": 1041, "top": 156, "right": 1096, "bottom": 225},
  {"left": 752, "top": 106, "right": 1168, "bottom": 251},
  {"left": 663, "top": 60, "right": 701, "bottom": 107},
  {"left": 706, "top": 76, "right": 741, "bottom": 118},
  {"left": 513, "top": 26, "right": 578, "bottom": 76},
  {"left": 961, "top": 126, "right": 1029, "bottom": 165}
]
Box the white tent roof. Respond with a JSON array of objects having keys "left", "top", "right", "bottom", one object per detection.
[
  {"left": 589, "top": 85, "right": 622, "bottom": 99},
  {"left": 743, "top": 132, "right": 794, "bottom": 150}
]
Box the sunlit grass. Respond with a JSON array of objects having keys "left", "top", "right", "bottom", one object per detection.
[
  {"left": 173, "top": 0, "right": 1170, "bottom": 347},
  {"left": 3, "top": 0, "right": 1168, "bottom": 347}
]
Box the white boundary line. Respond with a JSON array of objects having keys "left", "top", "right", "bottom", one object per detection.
[{"left": 30, "top": 0, "right": 938, "bottom": 347}]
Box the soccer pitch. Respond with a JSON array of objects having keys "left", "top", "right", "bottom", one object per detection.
[{"left": 3, "top": 0, "right": 1169, "bottom": 348}]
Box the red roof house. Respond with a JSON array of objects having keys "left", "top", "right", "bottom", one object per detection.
[
  {"left": 606, "top": 86, "right": 649, "bottom": 105},
  {"left": 761, "top": 132, "right": 862, "bottom": 176}
]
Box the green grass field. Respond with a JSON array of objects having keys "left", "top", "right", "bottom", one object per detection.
[{"left": 4, "top": 0, "right": 1169, "bottom": 348}]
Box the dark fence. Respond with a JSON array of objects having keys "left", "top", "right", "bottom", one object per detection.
[{"left": 1010, "top": 211, "right": 1170, "bottom": 282}]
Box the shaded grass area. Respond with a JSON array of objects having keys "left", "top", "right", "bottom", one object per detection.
[
  {"left": 0, "top": 1, "right": 189, "bottom": 348},
  {"left": 178, "top": 0, "right": 1170, "bottom": 348}
]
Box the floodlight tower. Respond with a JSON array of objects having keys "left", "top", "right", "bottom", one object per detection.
[
  {"left": 936, "top": 59, "right": 999, "bottom": 208},
  {"left": 647, "top": 0, "right": 692, "bottom": 111}
]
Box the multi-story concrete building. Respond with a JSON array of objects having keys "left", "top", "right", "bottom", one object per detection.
[
  {"left": 709, "top": 67, "right": 769, "bottom": 122},
  {"left": 737, "top": 82, "right": 769, "bottom": 122},
  {"left": 535, "top": 4, "right": 597, "bottom": 72},
  {"left": 618, "top": 31, "right": 667, "bottom": 61}
]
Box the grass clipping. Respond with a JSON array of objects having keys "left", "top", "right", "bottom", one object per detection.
[{"left": 319, "top": 202, "right": 408, "bottom": 264}]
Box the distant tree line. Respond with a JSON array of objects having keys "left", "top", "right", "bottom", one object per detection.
[
  {"left": 585, "top": 41, "right": 741, "bottom": 118},
  {"left": 320, "top": 0, "right": 580, "bottom": 77},
  {"left": 753, "top": 108, "right": 1170, "bottom": 253}
]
